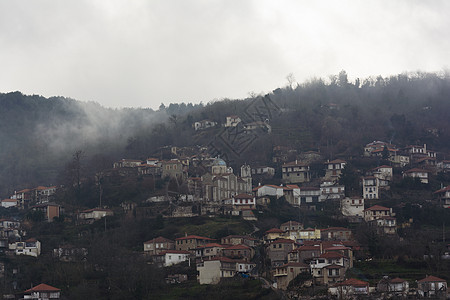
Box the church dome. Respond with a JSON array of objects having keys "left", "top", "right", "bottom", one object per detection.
[{"left": 213, "top": 158, "right": 227, "bottom": 166}]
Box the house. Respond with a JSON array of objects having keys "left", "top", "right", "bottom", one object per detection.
[
  {"left": 12, "top": 188, "right": 33, "bottom": 209},
  {"left": 280, "top": 221, "right": 303, "bottom": 232},
  {"left": 253, "top": 185, "right": 284, "bottom": 199},
  {"left": 22, "top": 283, "right": 61, "bottom": 299},
  {"left": 377, "top": 276, "right": 409, "bottom": 296},
  {"left": 1, "top": 199, "right": 18, "bottom": 208},
  {"left": 364, "top": 205, "right": 393, "bottom": 222},
  {"left": 11, "top": 238, "right": 41, "bottom": 257},
  {"left": 267, "top": 238, "right": 297, "bottom": 267},
  {"left": 113, "top": 159, "right": 143, "bottom": 168},
  {"left": 310, "top": 252, "right": 349, "bottom": 284},
  {"left": 289, "top": 244, "right": 321, "bottom": 264},
  {"left": 34, "top": 186, "right": 57, "bottom": 203},
  {"left": 437, "top": 160, "right": 450, "bottom": 173},
  {"left": 251, "top": 166, "right": 275, "bottom": 177},
  {"left": 232, "top": 194, "right": 256, "bottom": 211},
  {"left": 175, "top": 235, "right": 215, "bottom": 251},
  {"left": 282, "top": 185, "right": 301, "bottom": 206},
  {"left": 143, "top": 236, "right": 175, "bottom": 255},
  {"left": 31, "top": 203, "right": 61, "bottom": 222},
  {"left": 222, "top": 244, "right": 254, "bottom": 261},
  {"left": 0, "top": 219, "right": 20, "bottom": 239},
  {"left": 196, "top": 257, "right": 255, "bottom": 284},
  {"left": 324, "top": 159, "right": 346, "bottom": 182},
  {"left": 264, "top": 228, "right": 285, "bottom": 243},
  {"left": 403, "top": 168, "right": 430, "bottom": 184},
  {"left": 404, "top": 144, "right": 436, "bottom": 160},
  {"left": 329, "top": 278, "right": 369, "bottom": 298},
  {"left": 320, "top": 227, "right": 352, "bottom": 241},
  {"left": 319, "top": 182, "right": 345, "bottom": 202},
  {"left": 282, "top": 160, "right": 310, "bottom": 183},
  {"left": 274, "top": 262, "right": 309, "bottom": 290},
  {"left": 417, "top": 275, "right": 447, "bottom": 298},
  {"left": 161, "top": 159, "right": 185, "bottom": 179},
  {"left": 196, "top": 257, "right": 241, "bottom": 284},
  {"left": 78, "top": 208, "right": 113, "bottom": 223},
  {"left": 364, "top": 141, "right": 395, "bottom": 157},
  {"left": 341, "top": 197, "right": 364, "bottom": 220},
  {"left": 389, "top": 152, "right": 410, "bottom": 167},
  {"left": 298, "top": 228, "right": 321, "bottom": 241},
  {"left": 152, "top": 250, "right": 190, "bottom": 267},
  {"left": 299, "top": 187, "right": 321, "bottom": 206},
  {"left": 370, "top": 165, "right": 393, "bottom": 181},
  {"left": 369, "top": 216, "right": 397, "bottom": 235},
  {"left": 364, "top": 205, "right": 397, "bottom": 235},
  {"left": 220, "top": 235, "right": 256, "bottom": 247},
  {"left": 434, "top": 186, "right": 450, "bottom": 208},
  {"left": 194, "top": 120, "right": 217, "bottom": 131},
  {"left": 195, "top": 243, "right": 225, "bottom": 260},
  {"left": 362, "top": 176, "right": 379, "bottom": 200},
  {"left": 225, "top": 115, "right": 241, "bottom": 127}
]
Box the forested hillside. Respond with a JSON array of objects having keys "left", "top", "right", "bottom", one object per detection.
[{"left": 1, "top": 71, "right": 450, "bottom": 197}]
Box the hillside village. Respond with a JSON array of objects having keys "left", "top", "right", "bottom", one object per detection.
[{"left": 0, "top": 112, "right": 449, "bottom": 299}]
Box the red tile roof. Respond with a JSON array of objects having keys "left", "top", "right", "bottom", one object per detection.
[
  {"left": 175, "top": 235, "right": 214, "bottom": 241},
  {"left": 225, "top": 244, "right": 251, "bottom": 250},
  {"left": 326, "top": 159, "right": 346, "bottom": 164},
  {"left": 319, "top": 252, "right": 345, "bottom": 259},
  {"left": 417, "top": 275, "right": 446, "bottom": 282},
  {"left": 335, "top": 278, "right": 368, "bottom": 287},
  {"left": 24, "top": 283, "right": 60, "bottom": 293},
  {"left": 265, "top": 228, "right": 285, "bottom": 234},
  {"left": 364, "top": 205, "right": 390, "bottom": 211}
]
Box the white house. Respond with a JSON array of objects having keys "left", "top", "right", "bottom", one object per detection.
[
  {"left": 1, "top": 199, "right": 18, "bottom": 208},
  {"left": 22, "top": 283, "right": 61, "bottom": 299},
  {"left": 158, "top": 250, "right": 190, "bottom": 267},
  {"left": 10, "top": 238, "right": 41, "bottom": 257},
  {"left": 341, "top": 197, "right": 364, "bottom": 218},
  {"left": 282, "top": 161, "right": 310, "bottom": 183},
  {"left": 362, "top": 176, "right": 379, "bottom": 200},
  {"left": 196, "top": 257, "right": 238, "bottom": 284},
  {"left": 78, "top": 208, "right": 114, "bottom": 221},
  {"left": 320, "top": 182, "right": 345, "bottom": 202},
  {"left": 253, "top": 185, "right": 284, "bottom": 199},
  {"left": 371, "top": 165, "right": 393, "bottom": 181},
  {"left": 324, "top": 159, "right": 346, "bottom": 182},
  {"left": 403, "top": 168, "right": 429, "bottom": 184}
]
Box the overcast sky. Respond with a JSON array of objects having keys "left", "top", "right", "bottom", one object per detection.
[{"left": 1, "top": 1, "right": 449, "bottom": 109}]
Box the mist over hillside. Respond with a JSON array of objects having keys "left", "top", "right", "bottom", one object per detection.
[
  {"left": 0, "top": 92, "right": 170, "bottom": 195},
  {"left": 1, "top": 70, "right": 450, "bottom": 197}
]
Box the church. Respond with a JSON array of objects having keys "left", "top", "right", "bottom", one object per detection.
[{"left": 189, "top": 158, "right": 252, "bottom": 202}]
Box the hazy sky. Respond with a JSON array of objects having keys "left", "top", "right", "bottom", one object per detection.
[{"left": 1, "top": 1, "right": 449, "bottom": 109}]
